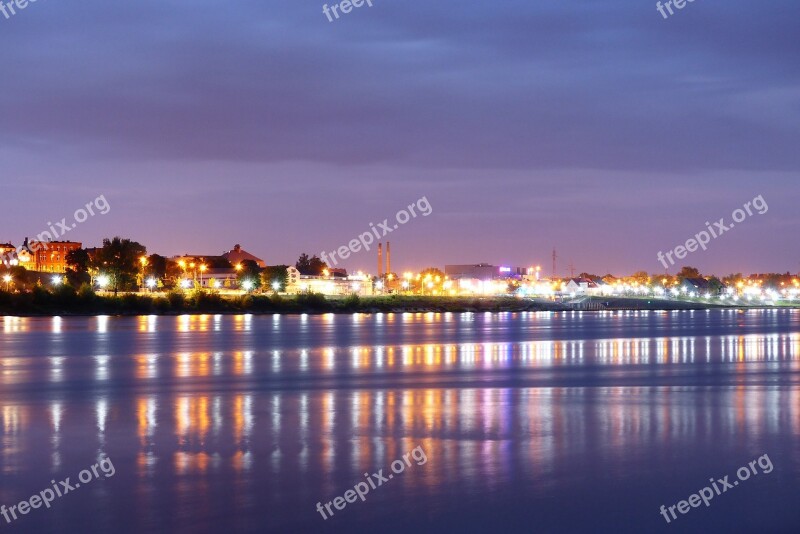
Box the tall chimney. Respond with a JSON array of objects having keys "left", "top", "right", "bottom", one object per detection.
[
  {"left": 377, "top": 243, "right": 383, "bottom": 277},
  {"left": 386, "top": 241, "right": 391, "bottom": 276}
]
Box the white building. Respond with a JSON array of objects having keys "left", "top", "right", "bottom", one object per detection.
[{"left": 286, "top": 268, "right": 374, "bottom": 296}]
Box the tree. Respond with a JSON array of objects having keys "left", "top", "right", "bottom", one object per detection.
[
  {"left": 66, "top": 248, "right": 90, "bottom": 272},
  {"left": 146, "top": 254, "right": 169, "bottom": 279},
  {"left": 237, "top": 259, "right": 262, "bottom": 290},
  {"left": 92, "top": 237, "right": 147, "bottom": 294},
  {"left": 707, "top": 276, "right": 725, "bottom": 294},
  {"left": 296, "top": 253, "right": 327, "bottom": 275},
  {"left": 678, "top": 266, "right": 702, "bottom": 280},
  {"left": 262, "top": 265, "right": 289, "bottom": 292},
  {"left": 420, "top": 267, "right": 444, "bottom": 279},
  {"left": 629, "top": 271, "right": 650, "bottom": 285},
  {"left": 1, "top": 266, "right": 32, "bottom": 291},
  {"left": 65, "top": 248, "right": 91, "bottom": 287}
]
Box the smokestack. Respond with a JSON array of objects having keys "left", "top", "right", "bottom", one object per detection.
[
  {"left": 377, "top": 243, "right": 383, "bottom": 277},
  {"left": 386, "top": 241, "right": 391, "bottom": 276}
]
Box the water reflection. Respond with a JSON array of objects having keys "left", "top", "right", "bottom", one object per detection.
[{"left": 0, "top": 311, "right": 799, "bottom": 532}]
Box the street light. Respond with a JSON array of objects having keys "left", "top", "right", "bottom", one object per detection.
[
  {"left": 272, "top": 281, "right": 281, "bottom": 292},
  {"left": 139, "top": 256, "right": 148, "bottom": 291},
  {"left": 97, "top": 275, "right": 110, "bottom": 289},
  {"left": 3, "top": 274, "right": 11, "bottom": 292},
  {"left": 200, "top": 264, "right": 207, "bottom": 288},
  {"left": 51, "top": 275, "right": 62, "bottom": 286},
  {"left": 146, "top": 277, "right": 157, "bottom": 292},
  {"left": 242, "top": 280, "right": 254, "bottom": 292}
]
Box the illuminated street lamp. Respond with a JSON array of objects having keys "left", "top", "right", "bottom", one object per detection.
[
  {"left": 146, "top": 277, "right": 157, "bottom": 292},
  {"left": 51, "top": 275, "right": 62, "bottom": 286},
  {"left": 199, "top": 264, "right": 207, "bottom": 287},
  {"left": 97, "top": 275, "right": 110, "bottom": 289},
  {"left": 272, "top": 281, "right": 281, "bottom": 292},
  {"left": 242, "top": 280, "right": 254, "bottom": 292},
  {"left": 3, "top": 274, "right": 12, "bottom": 292},
  {"left": 139, "top": 256, "right": 148, "bottom": 290},
  {"left": 180, "top": 279, "right": 192, "bottom": 290}
]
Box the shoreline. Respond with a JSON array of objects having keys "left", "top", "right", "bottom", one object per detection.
[{"left": 1, "top": 293, "right": 796, "bottom": 317}]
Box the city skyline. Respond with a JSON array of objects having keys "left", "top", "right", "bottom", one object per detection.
[{"left": 2, "top": 0, "right": 798, "bottom": 275}]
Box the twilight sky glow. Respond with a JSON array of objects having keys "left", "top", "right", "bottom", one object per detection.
[{"left": 1, "top": 0, "right": 798, "bottom": 276}]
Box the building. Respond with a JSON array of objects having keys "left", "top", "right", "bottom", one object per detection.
[
  {"left": 563, "top": 277, "right": 601, "bottom": 295},
  {"left": 286, "top": 268, "right": 374, "bottom": 296},
  {"left": 445, "top": 264, "right": 529, "bottom": 280},
  {"left": 222, "top": 244, "right": 265, "bottom": 268},
  {"left": 445, "top": 264, "right": 500, "bottom": 281},
  {"left": 681, "top": 277, "right": 713, "bottom": 296},
  {"left": 0, "top": 243, "right": 17, "bottom": 266},
  {"left": 20, "top": 239, "right": 82, "bottom": 273},
  {"left": 197, "top": 268, "right": 239, "bottom": 290}
]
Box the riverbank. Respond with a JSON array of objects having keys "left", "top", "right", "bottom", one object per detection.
[{"left": 0, "top": 289, "right": 795, "bottom": 316}]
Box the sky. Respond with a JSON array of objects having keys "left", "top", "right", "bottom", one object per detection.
[{"left": 1, "top": 0, "right": 798, "bottom": 276}]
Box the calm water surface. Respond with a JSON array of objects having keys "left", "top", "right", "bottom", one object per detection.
[{"left": 1, "top": 310, "right": 799, "bottom": 533}]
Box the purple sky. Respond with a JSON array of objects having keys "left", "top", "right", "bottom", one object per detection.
[{"left": 1, "top": 0, "right": 798, "bottom": 276}]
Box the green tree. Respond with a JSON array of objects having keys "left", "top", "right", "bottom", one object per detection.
[
  {"left": 262, "top": 265, "right": 289, "bottom": 292},
  {"left": 93, "top": 237, "right": 147, "bottom": 294},
  {"left": 296, "top": 253, "right": 327, "bottom": 275},
  {"left": 237, "top": 259, "right": 262, "bottom": 291},
  {"left": 708, "top": 276, "right": 725, "bottom": 294}
]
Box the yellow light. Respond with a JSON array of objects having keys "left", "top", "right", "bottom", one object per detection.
[
  {"left": 235, "top": 264, "right": 242, "bottom": 271},
  {"left": 200, "top": 265, "right": 207, "bottom": 272},
  {"left": 179, "top": 260, "right": 186, "bottom": 268}
]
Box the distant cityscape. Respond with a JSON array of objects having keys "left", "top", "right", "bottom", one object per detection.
[{"left": 1, "top": 236, "right": 799, "bottom": 304}]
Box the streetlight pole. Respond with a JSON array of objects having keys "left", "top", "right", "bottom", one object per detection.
[{"left": 139, "top": 256, "right": 148, "bottom": 292}]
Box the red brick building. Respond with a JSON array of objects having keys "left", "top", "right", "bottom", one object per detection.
[{"left": 29, "top": 240, "right": 82, "bottom": 273}]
